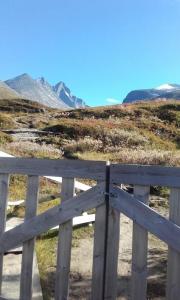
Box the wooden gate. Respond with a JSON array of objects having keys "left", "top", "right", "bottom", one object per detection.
[
  {"left": 0, "top": 157, "right": 180, "bottom": 300},
  {"left": 108, "top": 164, "right": 180, "bottom": 300}
]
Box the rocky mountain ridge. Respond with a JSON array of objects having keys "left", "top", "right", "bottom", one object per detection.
[
  {"left": 123, "top": 83, "right": 180, "bottom": 103},
  {"left": 5, "top": 73, "right": 86, "bottom": 109}
]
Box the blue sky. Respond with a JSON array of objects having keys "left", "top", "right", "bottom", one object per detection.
[{"left": 0, "top": 0, "right": 180, "bottom": 106}]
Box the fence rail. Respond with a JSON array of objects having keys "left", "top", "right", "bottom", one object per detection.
[
  {"left": 0, "top": 151, "right": 94, "bottom": 228},
  {"left": 0, "top": 157, "right": 179, "bottom": 299}
]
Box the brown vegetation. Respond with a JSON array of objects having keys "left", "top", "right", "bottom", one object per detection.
[{"left": 0, "top": 98, "right": 179, "bottom": 164}]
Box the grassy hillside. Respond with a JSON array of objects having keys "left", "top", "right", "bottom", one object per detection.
[
  {"left": 0, "top": 97, "right": 50, "bottom": 113},
  {"left": 0, "top": 98, "right": 180, "bottom": 165}
]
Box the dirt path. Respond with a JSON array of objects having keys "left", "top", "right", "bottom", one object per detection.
[
  {"left": 70, "top": 213, "right": 167, "bottom": 300},
  {"left": 2, "top": 218, "right": 43, "bottom": 300}
]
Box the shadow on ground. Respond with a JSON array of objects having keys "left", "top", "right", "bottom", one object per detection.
[
  {"left": 40, "top": 248, "right": 167, "bottom": 300},
  {"left": 117, "top": 248, "right": 167, "bottom": 300}
]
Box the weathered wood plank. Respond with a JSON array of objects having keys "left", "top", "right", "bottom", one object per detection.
[
  {"left": 92, "top": 193, "right": 106, "bottom": 299},
  {"left": 104, "top": 203, "right": 120, "bottom": 299},
  {"left": 166, "top": 188, "right": 180, "bottom": 299},
  {"left": 110, "top": 164, "right": 180, "bottom": 188},
  {"left": 0, "top": 158, "right": 106, "bottom": 180},
  {"left": 92, "top": 164, "right": 109, "bottom": 300},
  {"left": 131, "top": 185, "right": 150, "bottom": 300},
  {"left": 0, "top": 174, "right": 9, "bottom": 294},
  {"left": 55, "top": 178, "right": 75, "bottom": 300},
  {"left": 110, "top": 185, "right": 180, "bottom": 253},
  {"left": 0, "top": 183, "right": 104, "bottom": 253},
  {"left": 20, "top": 176, "right": 39, "bottom": 300},
  {"left": 104, "top": 161, "right": 120, "bottom": 300},
  {"left": 0, "top": 150, "right": 92, "bottom": 192}
]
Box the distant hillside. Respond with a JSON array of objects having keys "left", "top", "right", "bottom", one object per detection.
[
  {"left": 0, "top": 97, "right": 51, "bottom": 113},
  {"left": 5, "top": 74, "right": 87, "bottom": 109},
  {"left": 0, "top": 81, "right": 21, "bottom": 100},
  {"left": 1, "top": 99, "right": 179, "bottom": 167},
  {"left": 123, "top": 84, "right": 180, "bottom": 103}
]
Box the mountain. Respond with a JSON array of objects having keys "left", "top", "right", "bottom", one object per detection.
[
  {"left": 123, "top": 83, "right": 180, "bottom": 103},
  {"left": 5, "top": 74, "right": 86, "bottom": 109},
  {"left": 53, "top": 81, "right": 86, "bottom": 108},
  {"left": 0, "top": 81, "right": 21, "bottom": 100},
  {"left": 5, "top": 74, "right": 68, "bottom": 109}
]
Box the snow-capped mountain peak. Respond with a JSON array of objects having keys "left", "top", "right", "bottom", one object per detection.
[
  {"left": 123, "top": 83, "right": 180, "bottom": 103},
  {"left": 155, "top": 84, "right": 177, "bottom": 91}
]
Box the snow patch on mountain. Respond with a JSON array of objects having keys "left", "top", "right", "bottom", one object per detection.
[
  {"left": 156, "top": 84, "right": 176, "bottom": 90},
  {"left": 123, "top": 83, "right": 180, "bottom": 103}
]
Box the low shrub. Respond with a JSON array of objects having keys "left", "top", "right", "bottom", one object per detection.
[
  {"left": 3, "top": 141, "right": 63, "bottom": 159},
  {"left": 77, "top": 149, "right": 180, "bottom": 166},
  {"left": 103, "top": 129, "right": 148, "bottom": 148},
  {"left": 0, "top": 131, "right": 13, "bottom": 144},
  {"left": 63, "top": 137, "right": 103, "bottom": 153},
  {"left": 0, "top": 113, "right": 16, "bottom": 129}
]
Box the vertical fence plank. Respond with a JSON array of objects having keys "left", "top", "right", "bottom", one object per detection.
[
  {"left": 92, "top": 188, "right": 106, "bottom": 300},
  {"left": 104, "top": 183, "right": 120, "bottom": 300},
  {"left": 55, "top": 178, "right": 75, "bottom": 300},
  {"left": 0, "top": 174, "right": 9, "bottom": 294},
  {"left": 93, "top": 162, "right": 120, "bottom": 300},
  {"left": 131, "top": 185, "right": 150, "bottom": 300},
  {"left": 166, "top": 188, "right": 180, "bottom": 299},
  {"left": 20, "top": 175, "right": 39, "bottom": 300}
]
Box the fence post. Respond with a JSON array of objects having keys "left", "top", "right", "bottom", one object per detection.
[
  {"left": 131, "top": 185, "right": 150, "bottom": 300},
  {"left": 55, "top": 177, "right": 75, "bottom": 300},
  {"left": 92, "top": 181, "right": 106, "bottom": 299},
  {"left": 104, "top": 163, "right": 120, "bottom": 300},
  {"left": 0, "top": 174, "right": 9, "bottom": 294},
  {"left": 166, "top": 188, "right": 180, "bottom": 299},
  {"left": 20, "top": 175, "right": 39, "bottom": 300}
]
